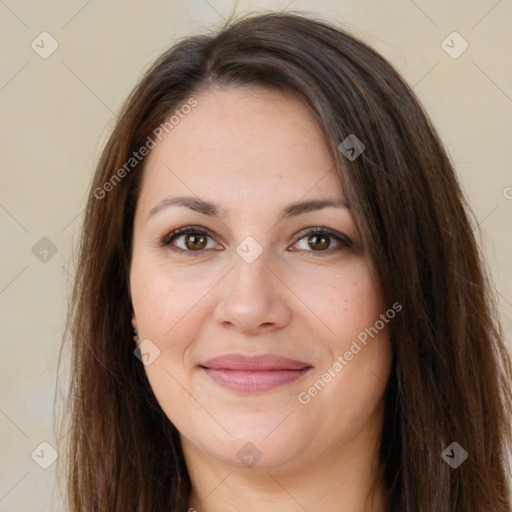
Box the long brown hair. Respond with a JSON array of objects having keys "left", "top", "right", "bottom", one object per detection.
[{"left": 57, "top": 11, "right": 512, "bottom": 511}]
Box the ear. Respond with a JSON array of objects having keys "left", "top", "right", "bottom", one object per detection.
[{"left": 131, "top": 309, "right": 138, "bottom": 332}]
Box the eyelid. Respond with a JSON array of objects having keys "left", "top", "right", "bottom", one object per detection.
[
  {"left": 291, "top": 226, "right": 355, "bottom": 249},
  {"left": 159, "top": 225, "right": 216, "bottom": 247},
  {"left": 158, "top": 224, "right": 355, "bottom": 255},
  {"left": 288, "top": 227, "right": 355, "bottom": 256},
  {"left": 158, "top": 225, "right": 224, "bottom": 256}
]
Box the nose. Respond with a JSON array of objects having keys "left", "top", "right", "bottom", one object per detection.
[{"left": 213, "top": 249, "right": 292, "bottom": 336}]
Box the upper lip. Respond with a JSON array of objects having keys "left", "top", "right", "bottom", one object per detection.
[{"left": 200, "top": 353, "right": 312, "bottom": 371}]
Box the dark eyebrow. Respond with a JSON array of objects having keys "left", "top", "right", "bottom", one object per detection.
[{"left": 147, "top": 195, "right": 350, "bottom": 220}]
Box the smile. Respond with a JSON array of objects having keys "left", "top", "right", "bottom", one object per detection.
[{"left": 200, "top": 353, "right": 313, "bottom": 393}]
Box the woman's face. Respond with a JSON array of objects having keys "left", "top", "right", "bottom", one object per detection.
[{"left": 130, "top": 86, "right": 393, "bottom": 473}]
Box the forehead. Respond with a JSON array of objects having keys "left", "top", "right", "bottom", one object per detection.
[{"left": 138, "top": 86, "right": 343, "bottom": 207}]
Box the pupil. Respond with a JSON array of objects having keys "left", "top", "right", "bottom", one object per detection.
[
  {"left": 186, "top": 233, "right": 206, "bottom": 250},
  {"left": 309, "top": 234, "right": 329, "bottom": 250}
]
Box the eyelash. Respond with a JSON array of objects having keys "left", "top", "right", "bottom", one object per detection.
[{"left": 158, "top": 225, "right": 355, "bottom": 257}]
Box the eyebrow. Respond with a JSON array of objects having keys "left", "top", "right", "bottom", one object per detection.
[{"left": 147, "top": 195, "right": 350, "bottom": 221}]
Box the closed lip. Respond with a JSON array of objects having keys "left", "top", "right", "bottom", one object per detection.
[
  {"left": 200, "top": 353, "right": 312, "bottom": 371},
  {"left": 200, "top": 353, "right": 313, "bottom": 393}
]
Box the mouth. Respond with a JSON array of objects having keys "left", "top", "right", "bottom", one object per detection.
[{"left": 199, "top": 353, "right": 313, "bottom": 393}]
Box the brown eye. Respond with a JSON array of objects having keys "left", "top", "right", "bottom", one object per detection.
[
  {"left": 291, "top": 228, "right": 354, "bottom": 255},
  {"left": 307, "top": 233, "right": 331, "bottom": 251},
  {"left": 160, "top": 226, "right": 219, "bottom": 255},
  {"left": 184, "top": 233, "right": 207, "bottom": 250}
]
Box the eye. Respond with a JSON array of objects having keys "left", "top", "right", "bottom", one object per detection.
[
  {"left": 160, "top": 225, "right": 221, "bottom": 255},
  {"left": 159, "top": 225, "right": 355, "bottom": 257},
  {"left": 290, "top": 227, "right": 354, "bottom": 254}
]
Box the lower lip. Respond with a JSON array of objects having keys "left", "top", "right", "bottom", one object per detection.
[{"left": 202, "top": 368, "right": 311, "bottom": 393}]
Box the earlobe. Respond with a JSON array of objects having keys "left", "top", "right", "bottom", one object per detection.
[
  {"left": 131, "top": 310, "right": 138, "bottom": 332},
  {"left": 131, "top": 310, "right": 139, "bottom": 344}
]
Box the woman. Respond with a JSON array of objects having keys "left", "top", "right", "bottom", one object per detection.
[{"left": 59, "top": 12, "right": 512, "bottom": 512}]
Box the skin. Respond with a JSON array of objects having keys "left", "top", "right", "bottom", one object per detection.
[{"left": 130, "top": 86, "right": 393, "bottom": 512}]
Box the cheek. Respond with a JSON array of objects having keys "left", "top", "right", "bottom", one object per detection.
[
  {"left": 291, "top": 259, "right": 383, "bottom": 351},
  {"left": 296, "top": 260, "right": 391, "bottom": 396},
  {"left": 130, "top": 265, "right": 211, "bottom": 427},
  {"left": 131, "top": 262, "right": 210, "bottom": 336}
]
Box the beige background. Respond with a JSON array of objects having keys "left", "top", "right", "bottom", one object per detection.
[{"left": 0, "top": 0, "right": 511, "bottom": 510}]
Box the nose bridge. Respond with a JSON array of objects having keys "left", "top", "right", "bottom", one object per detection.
[
  {"left": 225, "top": 229, "right": 272, "bottom": 288},
  {"left": 229, "top": 243, "right": 274, "bottom": 300}
]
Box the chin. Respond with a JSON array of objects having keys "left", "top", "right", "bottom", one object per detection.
[{"left": 185, "top": 422, "right": 307, "bottom": 471}]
